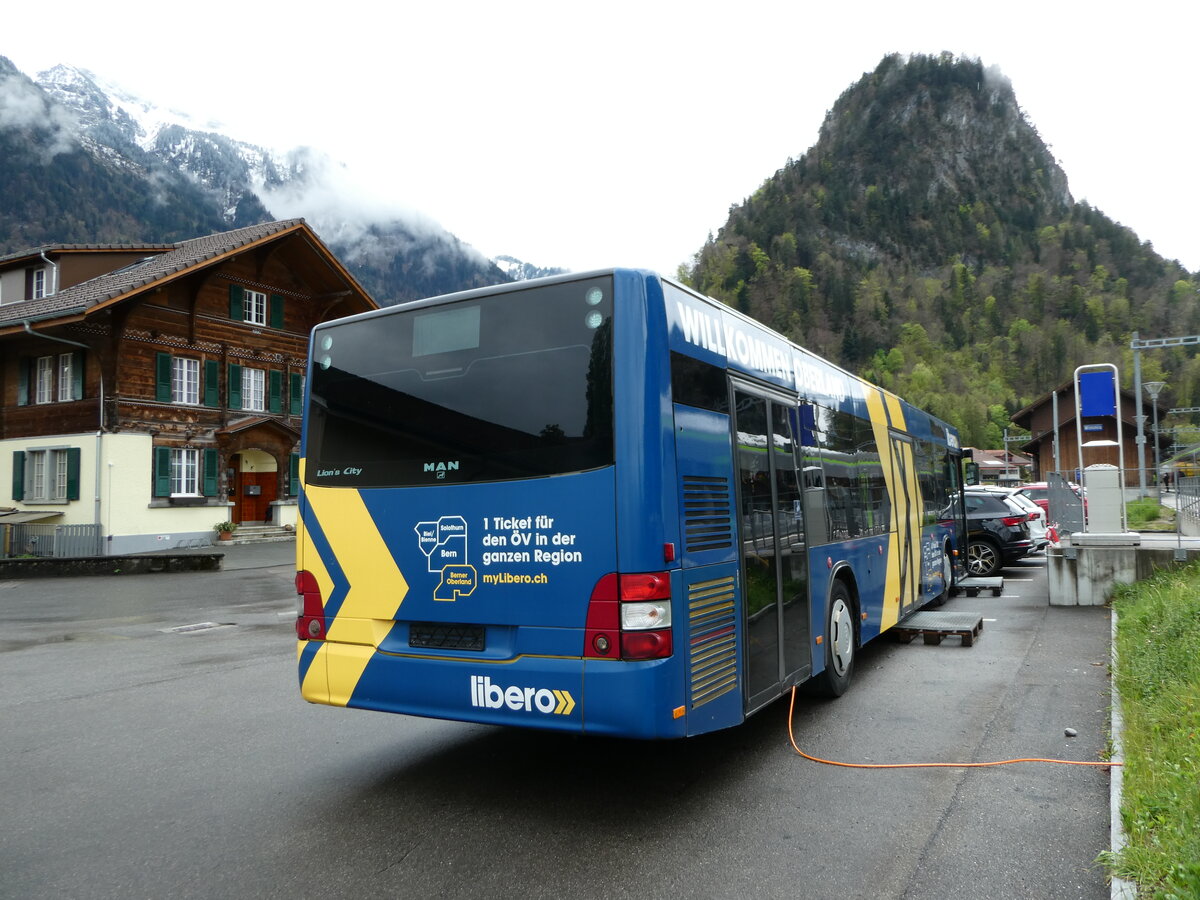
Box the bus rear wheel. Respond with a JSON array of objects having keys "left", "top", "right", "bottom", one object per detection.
[{"left": 812, "top": 580, "right": 855, "bottom": 697}]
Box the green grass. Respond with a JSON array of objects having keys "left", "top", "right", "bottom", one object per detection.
[
  {"left": 1106, "top": 565, "right": 1200, "bottom": 896},
  {"left": 1126, "top": 498, "right": 1176, "bottom": 531}
]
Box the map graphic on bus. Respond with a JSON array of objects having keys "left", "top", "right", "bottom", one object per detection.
[{"left": 414, "top": 516, "right": 477, "bottom": 601}]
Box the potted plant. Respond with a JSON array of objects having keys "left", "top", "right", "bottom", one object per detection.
[{"left": 214, "top": 521, "right": 236, "bottom": 541}]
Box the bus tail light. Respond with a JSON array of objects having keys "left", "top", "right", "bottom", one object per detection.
[
  {"left": 584, "top": 572, "right": 673, "bottom": 660},
  {"left": 295, "top": 570, "right": 326, "bottom": 641}
]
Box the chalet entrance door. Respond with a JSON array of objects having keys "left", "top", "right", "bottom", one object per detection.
[{"left": 237, "top": 471, "right": 277, "bottom": 523}]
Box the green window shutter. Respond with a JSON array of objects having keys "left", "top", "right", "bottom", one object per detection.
[
  {"left": 228, "top": 363, "right": 242, "bottom": 409},
  {"left": 65, "top": 448, "right": 81, "bottom": 501},
  {"left": 229, "top": 284, "right": 245, "bottom": 321},
  {"left": 269, "top": 294, "right": 285, "bottom": 329},
  {"left": 18, "top": 359, "right": 29, "bottom": 406},
  {"left": 203, "top": 360, "right": 220, "bottom": 407},
  {"left": 155, "top": 353, "right": 173, "bottom": 402},
  {"left": 289, "top": 453, "right": 300, "bottom": 496},
  {"left": 12, "top": 451, "right": 25, "bottom": 501},
  {"left": 268, "top": 370, "right": 283, "bottom": 414},
  {"left": 153, "top": 446, "right": 172, "bottom": 497},
  {"left": 202, "top": 449, "right": 219, "bottom": 497},
  {"left": 71, "top": 351, "right": 84, "bottom": 400},
  {"left": 289, "top": 372, "right": 303, "bottom": 415}
]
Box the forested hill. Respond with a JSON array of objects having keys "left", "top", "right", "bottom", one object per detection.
[{"left": 685, "top": 53, "right": 1198, "bottom": 448}]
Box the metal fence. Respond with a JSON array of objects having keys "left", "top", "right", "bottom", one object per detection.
[
  {"left": 1177, "top": 476, "right": 1200, "bottom": 524},
  {"left": 1047, "top": 472, "right": 1087, "bottom": 535},
  {"left": 2, "top": 523, "right": 104, "bottom": 558}
]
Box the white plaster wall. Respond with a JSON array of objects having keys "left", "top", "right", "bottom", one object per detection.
[
  {"left": 2, "top": 432, "right": 104, "bottom": 526},
  {"left": 3, "top": 432, "right": 234, "bottom": 553}
]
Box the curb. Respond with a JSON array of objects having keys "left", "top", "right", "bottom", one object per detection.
[{"left": 1110, "top": 608, "right": 1137, "bottom": 900}]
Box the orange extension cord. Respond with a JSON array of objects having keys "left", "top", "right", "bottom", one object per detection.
[{"left": 786, "top": 687, "right": 1121, "bottom": 769}]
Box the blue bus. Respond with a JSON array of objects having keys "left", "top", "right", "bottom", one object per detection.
[{"left": 295, "top": 269, "right": 966, "bottom": 738}]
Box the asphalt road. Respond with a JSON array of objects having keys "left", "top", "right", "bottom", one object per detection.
[{"left": 0, "top": 545, "right": 1113, "bottom": 899}]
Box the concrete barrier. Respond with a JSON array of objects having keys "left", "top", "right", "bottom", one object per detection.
[{"left": 1047, "top": 534, "right": 1200, "bottom": 605}]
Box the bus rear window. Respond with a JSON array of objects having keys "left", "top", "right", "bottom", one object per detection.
[{"left": 306, "top": 276, "right": 614, "bottom": 487}]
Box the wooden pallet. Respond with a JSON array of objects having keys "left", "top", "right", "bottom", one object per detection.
[
  {"left": 954, "top": 576, "right": 1003, "bottom": 597},
  {"left": 893, "top": 611, "right": 984, "bottom": 647}
]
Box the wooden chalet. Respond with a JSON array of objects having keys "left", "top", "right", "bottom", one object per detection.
[{"left": 0, "top": 219, "right": 376, "bottom": 553}]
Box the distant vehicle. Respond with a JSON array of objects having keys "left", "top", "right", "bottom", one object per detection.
[
  {"left": 1016, "top": 481, "right": 1085, "bottom": 519},
  {"left": 1016, "top": 482, "right": 1050, "bottom": 512},
  {"left": 970, "top": 485, "right": 1048, "bottom": 551},
  {"left": 964, "top": 488, "right": 1034, "bottom": 577}
]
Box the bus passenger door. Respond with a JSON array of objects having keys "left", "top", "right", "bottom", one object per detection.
[{"left": 732, "top": 386, "right": 811, "bottom": 714}]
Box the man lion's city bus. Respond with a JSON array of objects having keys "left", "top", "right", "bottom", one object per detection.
[{"left": 294, "top": 269, "right": 966, "bottom": 739}]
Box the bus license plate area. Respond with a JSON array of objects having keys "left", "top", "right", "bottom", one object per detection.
[{"left": 408, "top": 622, "right": 485, "bottom": 652}]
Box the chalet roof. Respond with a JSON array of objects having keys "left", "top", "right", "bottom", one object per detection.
[
  {"left": 215, "top": 415, "right": 301, "bottom": 440},
  {"left": 0, "top": 219, "right": 361, "bottom": 330},
  {"left": 0, "top": 242, "right": 176, "bottom": 266},
  {"left": 970, "top": 448, "right": 1032, "bottom": 468}
]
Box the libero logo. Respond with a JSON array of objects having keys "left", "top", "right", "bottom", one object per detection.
[{"left": 469, "top": 675, "right": 576, "bottom": 715}]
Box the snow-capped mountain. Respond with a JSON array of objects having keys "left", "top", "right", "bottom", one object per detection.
[
  {"left": 493, "top": 255, "right": 569, "bottom": 282},
  {"left": 2, "top": 59, "right": 556, "bottom": 302}
]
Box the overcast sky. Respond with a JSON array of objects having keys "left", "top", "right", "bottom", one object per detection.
[{"left": 5, "top": 1, "right": 1198, "bottom": 276}]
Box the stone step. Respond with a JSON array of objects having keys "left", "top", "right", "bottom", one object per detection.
[{"left": 217, "top": 525, "right": 295, "bottom": 545}]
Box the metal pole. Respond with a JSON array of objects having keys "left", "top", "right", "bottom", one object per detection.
[
  {"left": 1132, "top": 333, "right": 1146, "bottom": 497},
  {"left": 1144, "top": 381, "right": 1166, "bottom": 501},
  {"left": 1052, "top": 388, "right": 1061, "bottom": 472}
]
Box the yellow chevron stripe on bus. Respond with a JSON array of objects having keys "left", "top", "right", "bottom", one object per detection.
[
  {"left": 299, "top": 641, "right": 328, "bottom": 704},
  {"left": 304, "top": 484, "right": 410, "bottom": 631},
  {"left": 865, "top": 388, "right": 918, "bottom": 631},
  {"left": 297, "top": 481, "right": 410, "bottom": 705}
]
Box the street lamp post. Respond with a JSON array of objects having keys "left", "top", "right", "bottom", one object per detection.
[{"left": 1144, "top": 381, "right": 1167, "bottom": 499}]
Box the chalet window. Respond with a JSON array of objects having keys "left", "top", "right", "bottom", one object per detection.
[
  {"left": 35, "top": 356, "right": 53, "bottom": 404},
  {"left": 242, "top": 367, "right": 265, "bottom": 412},
  {"left": 229, "top": 285, "right": 285, "bottom": 328},
  {"left": 171, "top": 448, "right": 200, "bottom": 496},
  {"left": 172, "top": 357, "right": 200, "bottom": 405},
  {"left": 18, "top": 351, "right": 83, "bottom": 406},
  {"left": 31, "top": 268, "right": 47, "bottom": 299},
  {"left": 11, "top": 448, "right": 81, "bottom": 502},
  {"left": 57, "top": 353, "right": 74, "bottom": 402},
  {"left": 244, "top": 289, "right": 267, "bottom": 326},
  {"left": 152, "top": 447, "right": 218, "bottom": 498},
  {"left": 156, "top": 353, "right": 217, "bottom": 407}
]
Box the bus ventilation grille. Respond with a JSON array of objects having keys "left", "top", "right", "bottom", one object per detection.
[
  {"left": 687, "top": 576, "right": 738, "bottom": 708},
  {"left": 682, "top": 475, "right": 733, "bottom": 552},
  {"left": 409, "top": 623, "right": 485, "bottom": 652}
]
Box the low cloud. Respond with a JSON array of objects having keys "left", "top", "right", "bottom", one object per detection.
[{"left": 0, "top": 63, "right": 81, "bottom": 158}]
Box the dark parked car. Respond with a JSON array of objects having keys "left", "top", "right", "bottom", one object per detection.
[{"left": 964, "top": 488, "right": 1034, "bottom": 577}]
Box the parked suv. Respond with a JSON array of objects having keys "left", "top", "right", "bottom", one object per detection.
[
  {"left": 964, "top": 488, "right": 1035, "bottom": 577},
  {"left": 970, "top": 485, "right": 1049, "bottom": 551}
]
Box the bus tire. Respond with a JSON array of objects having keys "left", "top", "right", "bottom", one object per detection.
[{"left": 812, "top": 579, "right": 855, "bottom": 698}]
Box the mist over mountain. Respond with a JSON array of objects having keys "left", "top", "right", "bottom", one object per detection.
[
  {"left": 686, "top": 53, "right": 1198, "bottom": 446},
  {"left": 0, "top": 57, "right": 532, "bottom": 303}
]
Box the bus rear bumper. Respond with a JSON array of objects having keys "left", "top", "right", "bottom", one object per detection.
[{"left": 297, "top": 640, "right": 688, "bottom": 739}]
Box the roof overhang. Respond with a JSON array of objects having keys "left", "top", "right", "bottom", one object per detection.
[{"left": 0, "top": 509, "right": 65, "bottom": 524}]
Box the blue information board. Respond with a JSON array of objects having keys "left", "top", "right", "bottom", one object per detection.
[{"left": 1079, "top": 370, "right": 1117, "bottom": 417}]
